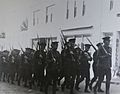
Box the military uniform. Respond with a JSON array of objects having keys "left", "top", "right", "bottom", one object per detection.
[
  {"left": 75, "top": 44, "right": 92, "bottom": 93},
  {"left": 45, "top": 41, "right": 61, "bottom": 94},
  {"left": 8, "top": 49, "right": 21, "bottom": 84},
  {"left": 93, "top": 37, "right": 112, "bottom": 94},
  {"left": 22, "top": 48, "right": 34, "bottom": 88},
  {"left": 61, "top": 38, "right": 77, "bottom": 94},
  {"left": 74, "top": 47, "right": 83, "bottom": 90},
  {"left": 17, "top": 53, "right": 24, "bottom": 86},
  {"left": 89, "top": 43, "right": 104, "bottom": 92},
  {"left": 58, "top": 45, "right": 68, "bottom": 91},
  {"left": 1, "top": 50, "right": 9, "bottom": 82},
  {"left": 33, "top": 42, "right": 47, "bottom": 91}
]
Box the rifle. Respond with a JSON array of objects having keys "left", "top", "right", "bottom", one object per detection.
[
  {"left": 46, "top": 39, "right": 50, "bottom": 53},
  {"left": 9, "top": 44, "right": 12, "bottom": 52},
  {"left": 60, "top": 31, "right": 67, "bottom": 44},
  {"left": 60, "top": 31, "right": 76, "bottom": 61},
  {"left": 45, "top": 36, "right": 56, "bottom": 64},
  {"left": 1, "top": 45, "right": 3, "bottom": 51},
  {"left": 60, "top": 34, "right": 65, "bottom": 49},
  {"left": 101, "top": 45, "right": 108, "bottom": 54},
  {"left": 50, "top": 35, "right": 53, "bottom": 43},
  {"left": 101, "top": 45, "right": 111, "bottom": 56},
  {"left": 36, "top": 34, "right": 40, "bottom": 50},
  {"left": 33, "top": 42, "right": 38, "bottom": 51},
  {"left": 86, "top": 37, "right": 97, "bottom": 51},
  {"left": 18, "top": 43, "right": 25, "bottom": 54}
]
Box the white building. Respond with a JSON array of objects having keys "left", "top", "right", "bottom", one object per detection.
[{"left": 0, "top": 0, "right": 120, "bottom": 71}]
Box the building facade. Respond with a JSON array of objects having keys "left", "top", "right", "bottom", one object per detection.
[
  {"left": 29, "top": 0, "right": 120, "bottom": 71},
  {"left": 0, "top": 0, "right": 120, "bottom": 72}
]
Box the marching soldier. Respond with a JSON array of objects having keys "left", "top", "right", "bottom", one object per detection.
[
  {"left": 14, "top": 49, "right": 21, "bottom": 82},
  {"left": 17, "top": 50, "right": 24, "bottom": 86},
  {"left": 45, "top": 41, "right": 61, "bottom": 94},
  {"left": 75, "top": 44, "right": 92, "bottom": 93},
  {"left": 33, "top": 42, "right": 47, "bottom": 91},
  {"left": 8, "top": 49, "right": 21, "bottom": 84},
  {"left": 1, "top": 50, "right": 9, "bottom": 82},
  {"left": 22, "top": 48, "right": 34, "bottom": 88},
  {"left": 58, "top": 42, "right": 68, "bottom": 91},
  {"left": 93, "top": 37, "right": 112, "bottom": 94},
  {"left": 61, "top": 38, "right": 76, "bottom": 94},
  {"left": 89, "top": 43, "right": 104, "bottom": 92},
  {"left": 28, "top": 48, "right": 35, "bottom": 89},
  {"left": 74, "top": 46, "right": 83, "bottom": 91}
]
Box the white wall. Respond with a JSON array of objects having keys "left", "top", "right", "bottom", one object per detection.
[
  {"left": 0, "top": 0, "right": 119, "bottom": 51},
  {"left": 0, "top": 0, "right": 42, "bottom": 50}
]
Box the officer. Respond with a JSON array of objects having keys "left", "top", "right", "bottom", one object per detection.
[
  {"left": 89, "top": 43, "right": 104, "bottom": 92},
  {"left": 75, "top": 44, "right": 92, "bottom": 93},
  {"left": 45, "top": 41, "right": 61, "bottom": 94},
  {"left": 34, "top": 42, "right": 47, "bottom": 91},
  {"left": 93, "top": 36, "right": 112, "bottom": 94}
]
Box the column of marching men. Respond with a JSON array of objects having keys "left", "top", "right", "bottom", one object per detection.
[{"left": 0, "top": 36, "right": 112, "bottom": 94}]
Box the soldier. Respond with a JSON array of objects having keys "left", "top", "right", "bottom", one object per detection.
[
  {"left": 58, "top": 42, "right": 68, "bottom": 91},
  {"left": 28, "top": 48, "right": 35, "bottom": 89},
  {"left": 14, "top": 49, "right": 21, "bottom": 82},
  {"left": 1, "top": 50, "right": 9, "bottom": 82},
  {"left": 8, "top": 49, "right": 21, "bottom": 84},
  {"left": 17, "top": 50, "right": 24, "bottom": 86},
  {"left": 74, "top": 46, "right": 83, "bottom": 91},
  {"left": 33, "top": 42, "right": 47, "bottom": 91},
  {"left": 75, "top": 44, "right": 92, "bottom": 93},
  {"left": 93, "top": 37, "right": 112, "bottom": 94},
  {"left": 61, "top": 38, "right": 76, "bottom": 94},
  {"left": 45, "top": 41, "right": 61, "bottom": 94},
  {"left": 89, "top": 43, "right": 104, "bottom": 92},
  {"left": 22, "top": 48, "right": 34, "bottom": 88}
]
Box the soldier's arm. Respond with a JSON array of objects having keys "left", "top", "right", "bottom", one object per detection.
[
  {"left": 46, "top": 51, "right": 53, "bottom": 63},
  {"left": 87, "top": 52, "right": 92, "bottom": 61},
  {"left": 98, "top": 48, "right": 108, "bottom": 59}
]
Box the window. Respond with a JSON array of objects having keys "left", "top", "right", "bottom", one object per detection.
[
  {"left": 66, "top": 0, "right": 69, "bottom": 19},
  {"left": 74, "top": 0, "right": 77, "bottom": 18},
  {"left": 45, "top": 4, "right": 55, "bottom": 23},
  {"left": 110, "top": 0, "right": 113, "bottom": 11},
  {"left": 82, "top": 1, "right": 86, "bottom": 16},
  {"left": 32, "top": 37, "right": 57, "bottom": 50},
  {"left": 33, "top": 9, "right": 40, "bottom": 26}
]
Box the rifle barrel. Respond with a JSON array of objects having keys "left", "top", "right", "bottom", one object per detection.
[{"left": 86, "top": 37, "right": 97, "bottom": 51}]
